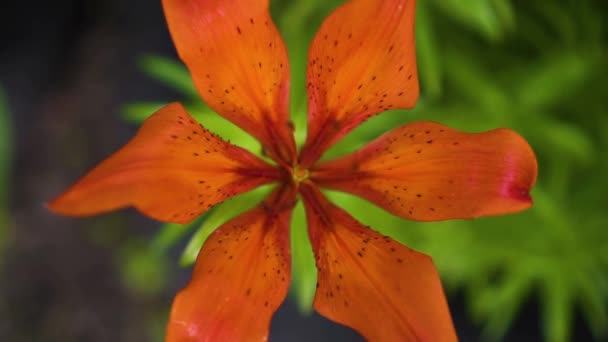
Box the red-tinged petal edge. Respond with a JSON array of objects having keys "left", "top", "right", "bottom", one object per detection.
[
  {"left": 300, "top": 183, "right": 458, "bottom": 342},
  {"left": 166, "top": 185, "right": 296, "bottom": 342},
  {"left": 162, "top": 0, "right": 297, "bottom": 165},
  {"left": 48, "top": 103, "right": 281, "bottom": 224},
  {"left": 300, "top": 0, "right": 418, "bottom": 167},
  {"left": 312, "top": 121, "right": 538, "bottom": 221}
]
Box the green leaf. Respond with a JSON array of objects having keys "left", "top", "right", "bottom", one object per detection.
[
  {"left": 526, "top": 1, "right": 576, "bottom": 43},
  {"left": 150, "top": 216, "right": 206, "bottom": 255},
  {"left": 289, "top": 202, "right": 317, "bottom": 314},
  {"left": 120, "top": 240, "right": 169, "bottom": 296},
  {"left": 541, "top": 272, "right": 572, "bottom": 342},
  {"left": 491, "top": 0, "right": 515, "bottom": 33},
  {"left": 179, "top": 185, "right": 273, "bottom": 266},
  {"left": 429, "top": 0, "right": 506, "bottom": 41},
  {"left": 139, "top": 55, "right": 199, "bottom": 98},
  {"left": 515, "top": 53, "right": 592, "bottom": 111},
  {"left": 478, "top": 265, "right": 535, "bottom": 339},
  {"left": 443, "top": 50, "right": 509, "bottom": 120},
  {"left": 121, "top": 102, "right": 168, "bottom": 123},
  {"left": 576, "top": 266, "right": 608, "bottom": 338},
  {"left": 535, "top": 118, "right": 595, "bottom": 164},
  {"left": 416, "top": 0, "right": 443, "bottom": 98}
]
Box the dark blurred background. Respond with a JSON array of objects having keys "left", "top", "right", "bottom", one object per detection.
[{"left": 1, "top": 0, "right": 606, "bottom": 341}]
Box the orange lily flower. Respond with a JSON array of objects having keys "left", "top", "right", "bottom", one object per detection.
[{"left": 49, "top": 0, "right": 538, "bottom": 341}]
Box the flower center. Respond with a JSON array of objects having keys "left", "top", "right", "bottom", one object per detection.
[{"left": 291, "top": 165, "right": 310, "bottom": 184}]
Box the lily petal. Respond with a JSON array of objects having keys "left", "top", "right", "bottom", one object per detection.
[
  {"left": 300, "top": 0, "right": 418, "bottom": 167},
  {"left": 300, "top": 183, "right": 457, "bottom": 342},
  {"left": 49, "top": 103, "right": 280, "bottom": 224},
  {"left": 162, "top": 0, "right": 296, "bottom": 165},
  {"left": 166, "top": 186, "right": 295, "bottom": 342},
  {"left": 312, "top": 122, "right": 538, "bottom": 221}
]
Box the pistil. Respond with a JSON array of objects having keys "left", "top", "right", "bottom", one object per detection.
[{"left": 291, "top": 165, "right": 310, "bottom": 184}]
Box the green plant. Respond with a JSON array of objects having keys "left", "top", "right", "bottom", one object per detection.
[{"left": 122, "top": 1, "right": 608, "bottom": 341}]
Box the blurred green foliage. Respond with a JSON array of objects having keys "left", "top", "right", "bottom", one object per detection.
[
  {"left": 123, "top": 0, "right": 608, "bottom": 341},
  {"left": 0, "top": 86, "right": 13, "bottom": 257}
]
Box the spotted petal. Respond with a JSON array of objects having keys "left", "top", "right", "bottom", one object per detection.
[
  {"left": 162, "top": 0, "right": 296, "bottom": 165},
  {"left": 300, "top": 0, "right": 418, "bottom": 167},
  {"left": 312, "top": 121, "right": 538, "bottom": 221},
  {"left": 166, "top": 186, "right": 295, "bottom": 341},
  {"left": 300, "top": 183, "right": 457, "bottom": 341},
  {"left": 49, "top": 103, "right": 280, "bottom": 224}
]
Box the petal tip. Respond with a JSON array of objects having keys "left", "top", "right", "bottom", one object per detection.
[
  {"left": 44, "top": 199, "right": 61, "bottom": 216},
  {"left": 508, "top": 185, "right": 533, "bottom": 204},
  {"left": 45, "top": 192, "right": 94, "bottom": 218}
]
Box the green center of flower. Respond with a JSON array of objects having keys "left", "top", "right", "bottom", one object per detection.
[{"left": 292, "top": 165, "right": 310, "bottom": 184}]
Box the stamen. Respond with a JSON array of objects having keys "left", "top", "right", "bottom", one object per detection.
[{"left": 292, "top": 165, "right": 310, "bottom": 184}]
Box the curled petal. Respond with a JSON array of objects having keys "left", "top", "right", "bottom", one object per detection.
[
  {"left": 300, "top": 183, "right": 457, "bottom": 341},
  {"left": 166, "top": 186, "right": 296, "bottom": 341},
  {"left": 162, "top": 0, "right": 296, "bottom": 165},
  {"left": 300, "top": 0, "right": 418, "bottom": 167},
  {"left": 312, "top": 122, "right": 538, "bottom": 221},
  {"left": 49, "top": 103, "right": 280, "bottom": 224}
]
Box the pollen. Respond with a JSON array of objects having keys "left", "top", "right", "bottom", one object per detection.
[{"left": 291, "top": 165, "right": 310, "bottom": 184}]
